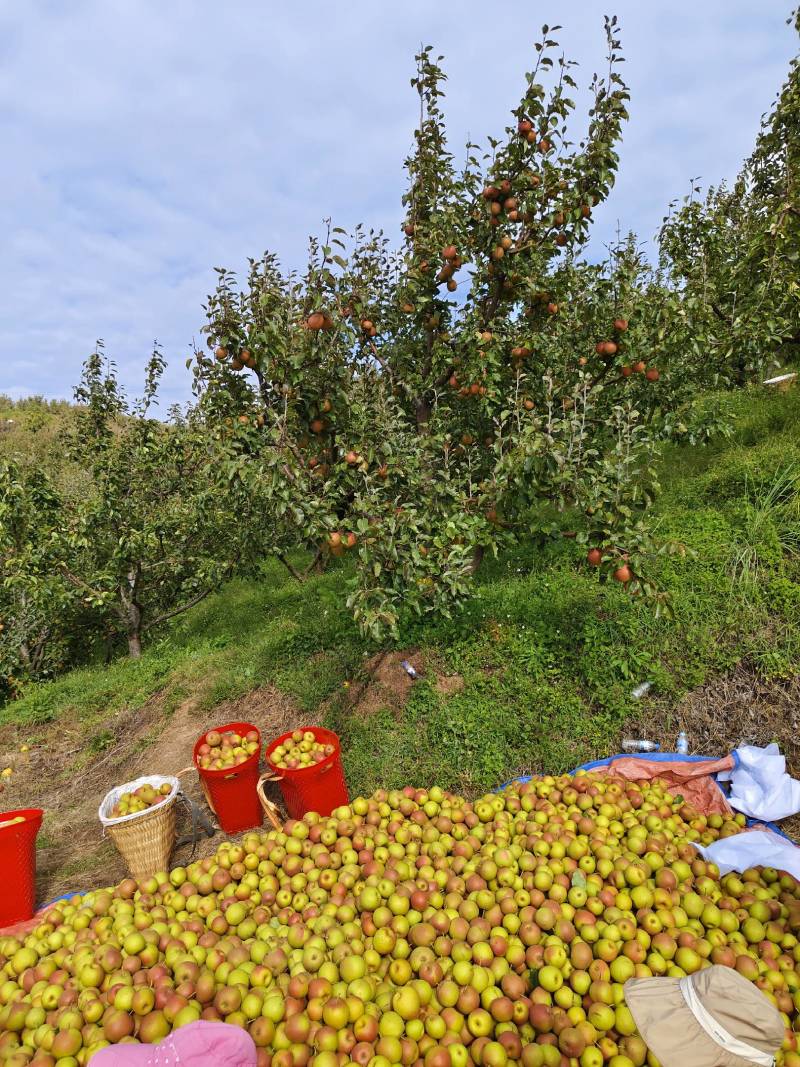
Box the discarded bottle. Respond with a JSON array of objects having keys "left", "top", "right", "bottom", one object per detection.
[
  {"left": 400, "top": 660, "right": 419, "bottom": 680},
  {"left": 630, "top": 681, "right": 652, "bottom": 700},
  {"left": 621, "top": 739, "right": 660, "bottom": 752},
  {"left": 676, "top": 731, "right": 689, "bottom": 755}
]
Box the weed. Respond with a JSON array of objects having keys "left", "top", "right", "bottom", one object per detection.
[{"left": 728, "top": 465, "right": 800, "bottom": 595}]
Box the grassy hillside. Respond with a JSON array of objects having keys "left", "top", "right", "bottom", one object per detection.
[
  {"left": 0, "top": 395, "right": 76, "bottom": 455},
  {"left": 0, "top": 396, "right": 85, "bottom": 498},
  {"left": 2, "top": 385, "right": 799, "bottom": 808}
]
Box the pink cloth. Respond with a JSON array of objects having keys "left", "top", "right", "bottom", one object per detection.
[
  {"left": 603, "top": 755, "right": 736, "bottom": 815},
  {"left": 91, "top": 1021, "right": 257, "bottom": 1066}
]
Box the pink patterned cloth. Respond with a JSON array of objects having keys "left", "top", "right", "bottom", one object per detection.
[{"left": 91, "top": 1021, "right": 258, "bottom": 1066}]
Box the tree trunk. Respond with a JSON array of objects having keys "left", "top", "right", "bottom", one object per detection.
[
  {"left": 466, "top": 545, "right": 485, "bottom": 575},
  {"left": 119, "top": 567, "right": 144, "bottom": 659},
  {"left": 307, "top": 545, "right": 327, "bottom": 574},
  {"left": 124, "top": 597, "right": 143, "bottom": 658},
  {"left": 276, "top": 552, "right": 305, "bottom": 582},
  {"left": 415, "top": 399, "right": 431, "bottom": 434},
  {"left": 18, "top": 592, "right": 32, "bottom": 669}
]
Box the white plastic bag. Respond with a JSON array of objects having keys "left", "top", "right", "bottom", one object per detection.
[
  {"left": 716, "top": 743, "right": 800, "bottom": 822},
  {"left": 694, "top": 829, "right": 800, "bottom": 880}
]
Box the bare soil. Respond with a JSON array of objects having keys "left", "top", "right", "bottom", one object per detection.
[
  {"left": 435, "top": 674, "right": 465, "bottom": 696},
  {"left": 333, "top": 648, "right": 464, "bottom": 714},
  {"left": 337, "top": 650, "right": 422, "bottom": 719},
  {"left": 0, "top": 686, "right": 303, "bottom": 903}
]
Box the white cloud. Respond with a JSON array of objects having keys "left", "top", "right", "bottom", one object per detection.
[{"left": 0, "top": 0, "right": 795, "bottom": 404}]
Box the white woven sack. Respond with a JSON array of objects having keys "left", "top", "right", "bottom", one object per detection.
[{"left": 98, "top": 774, "right": 180, "bottom": 829}]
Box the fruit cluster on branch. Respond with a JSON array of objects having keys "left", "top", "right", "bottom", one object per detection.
[{"left": 190, "top": 21, "right": 689, "bottom": 638}]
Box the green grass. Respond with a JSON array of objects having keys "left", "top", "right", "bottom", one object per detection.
[
  {"left": 5, "top": 566, "right": 369, "bottom": 730},
  {"left": 3, "top": 385, "right": 800, "bottom": 799}
]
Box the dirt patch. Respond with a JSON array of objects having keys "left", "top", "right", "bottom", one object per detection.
[
  {"left": 0, "top": 686, "right": 302, "bottom": 902},
  {"left": 335, "top": 651, "right": 466, "bottom": 718},
  {"left": 342, "top": 651, "right": 421, "bottom": 719},
  {"left": 436, "top": 674, "right": 465, "bottom": 696}
]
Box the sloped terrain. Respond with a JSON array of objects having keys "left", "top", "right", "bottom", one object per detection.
[{"left": 1, "top": 385, "right": 799, "bottom": 897}]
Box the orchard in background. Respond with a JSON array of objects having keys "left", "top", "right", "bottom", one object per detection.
[{"left": 659, "top": 7, "right": 799, "bottom": 387}]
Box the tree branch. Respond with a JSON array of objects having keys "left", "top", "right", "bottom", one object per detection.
[
  {"left": 275, "top": 552, "right": 306, "bottom": 583},
  {"left": 253, "top": 365, "right": 273, "bottom": 418},
  {"left": 479, "top": 278, "right": 504, "bottom": 329},
  {"left": 368, "top": 340, "right": 395, "bottom": 383},
  {"left": 58, "top": 564, "right": 112, "bottom": 607},
  {"left": 302, "top": 545, "right": 324, "bottom": 576},
  {"left": 142, "top": 585, "right": 217, "bottom": 632},
  {"left": 433, "top": 364, "right": 456, "bottom": 389},
  {"left": 710, "top": 301, "right": 733, "bottom": 325}
]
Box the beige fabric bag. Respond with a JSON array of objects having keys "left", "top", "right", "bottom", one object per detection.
[{"left": 625, "top": 966, "right": 785, "bottom": 1067}]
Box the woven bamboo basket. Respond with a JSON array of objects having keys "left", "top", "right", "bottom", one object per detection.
[
  {"left": 98, "top": 775, "right": 180, "bottom": 881},
  {"left": 256, "top": 773, "right": 284, "bottom": 832}
]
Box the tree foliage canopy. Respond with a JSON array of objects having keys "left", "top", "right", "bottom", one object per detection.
[{"left": 1, "top": 15, "right": 798, "bottom": 690}]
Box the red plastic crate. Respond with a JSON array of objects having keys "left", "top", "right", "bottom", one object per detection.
[
  {"left": 194, "top": 721, "right": 263, "bottom": 834},
  {"left": 265, "top": 726, "right": 349, "bottom": 819},
  {"left": 0, "top": 809, "right": 44, "bottom": 927}
]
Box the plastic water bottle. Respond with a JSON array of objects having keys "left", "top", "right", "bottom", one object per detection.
[
  {"left": 400, "top": 660, "right": 419, "bottom": 680},
  {"left": 630, "top": 681, "right": 652, "bottom": 700},
  {"left": 621, "top": 739, "right": 659, "bottom": 752},
  {"left": 676, "top": 731, "right": 689, "bottom": 755}
]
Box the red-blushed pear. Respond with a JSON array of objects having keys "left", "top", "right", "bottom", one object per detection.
[
  {"left": 137, "top": 1010, "right": 170, "bottom": 1044},
  {"left": 103, "top": 1009, "right": 135, "bottom": 1042},
  {"left": 558, "top": 1027, "right": 586, "bottom": 1059},
  {"left": 351, "top": 1043, "right": 374, "bottom": 1067},
  {"left": 529, "top": 1004, "right": 553, "bottom": 1034}
]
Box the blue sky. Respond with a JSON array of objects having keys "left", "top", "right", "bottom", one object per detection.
[{"left": 0, "top": 1, "right": 796, "bottom": 407}]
